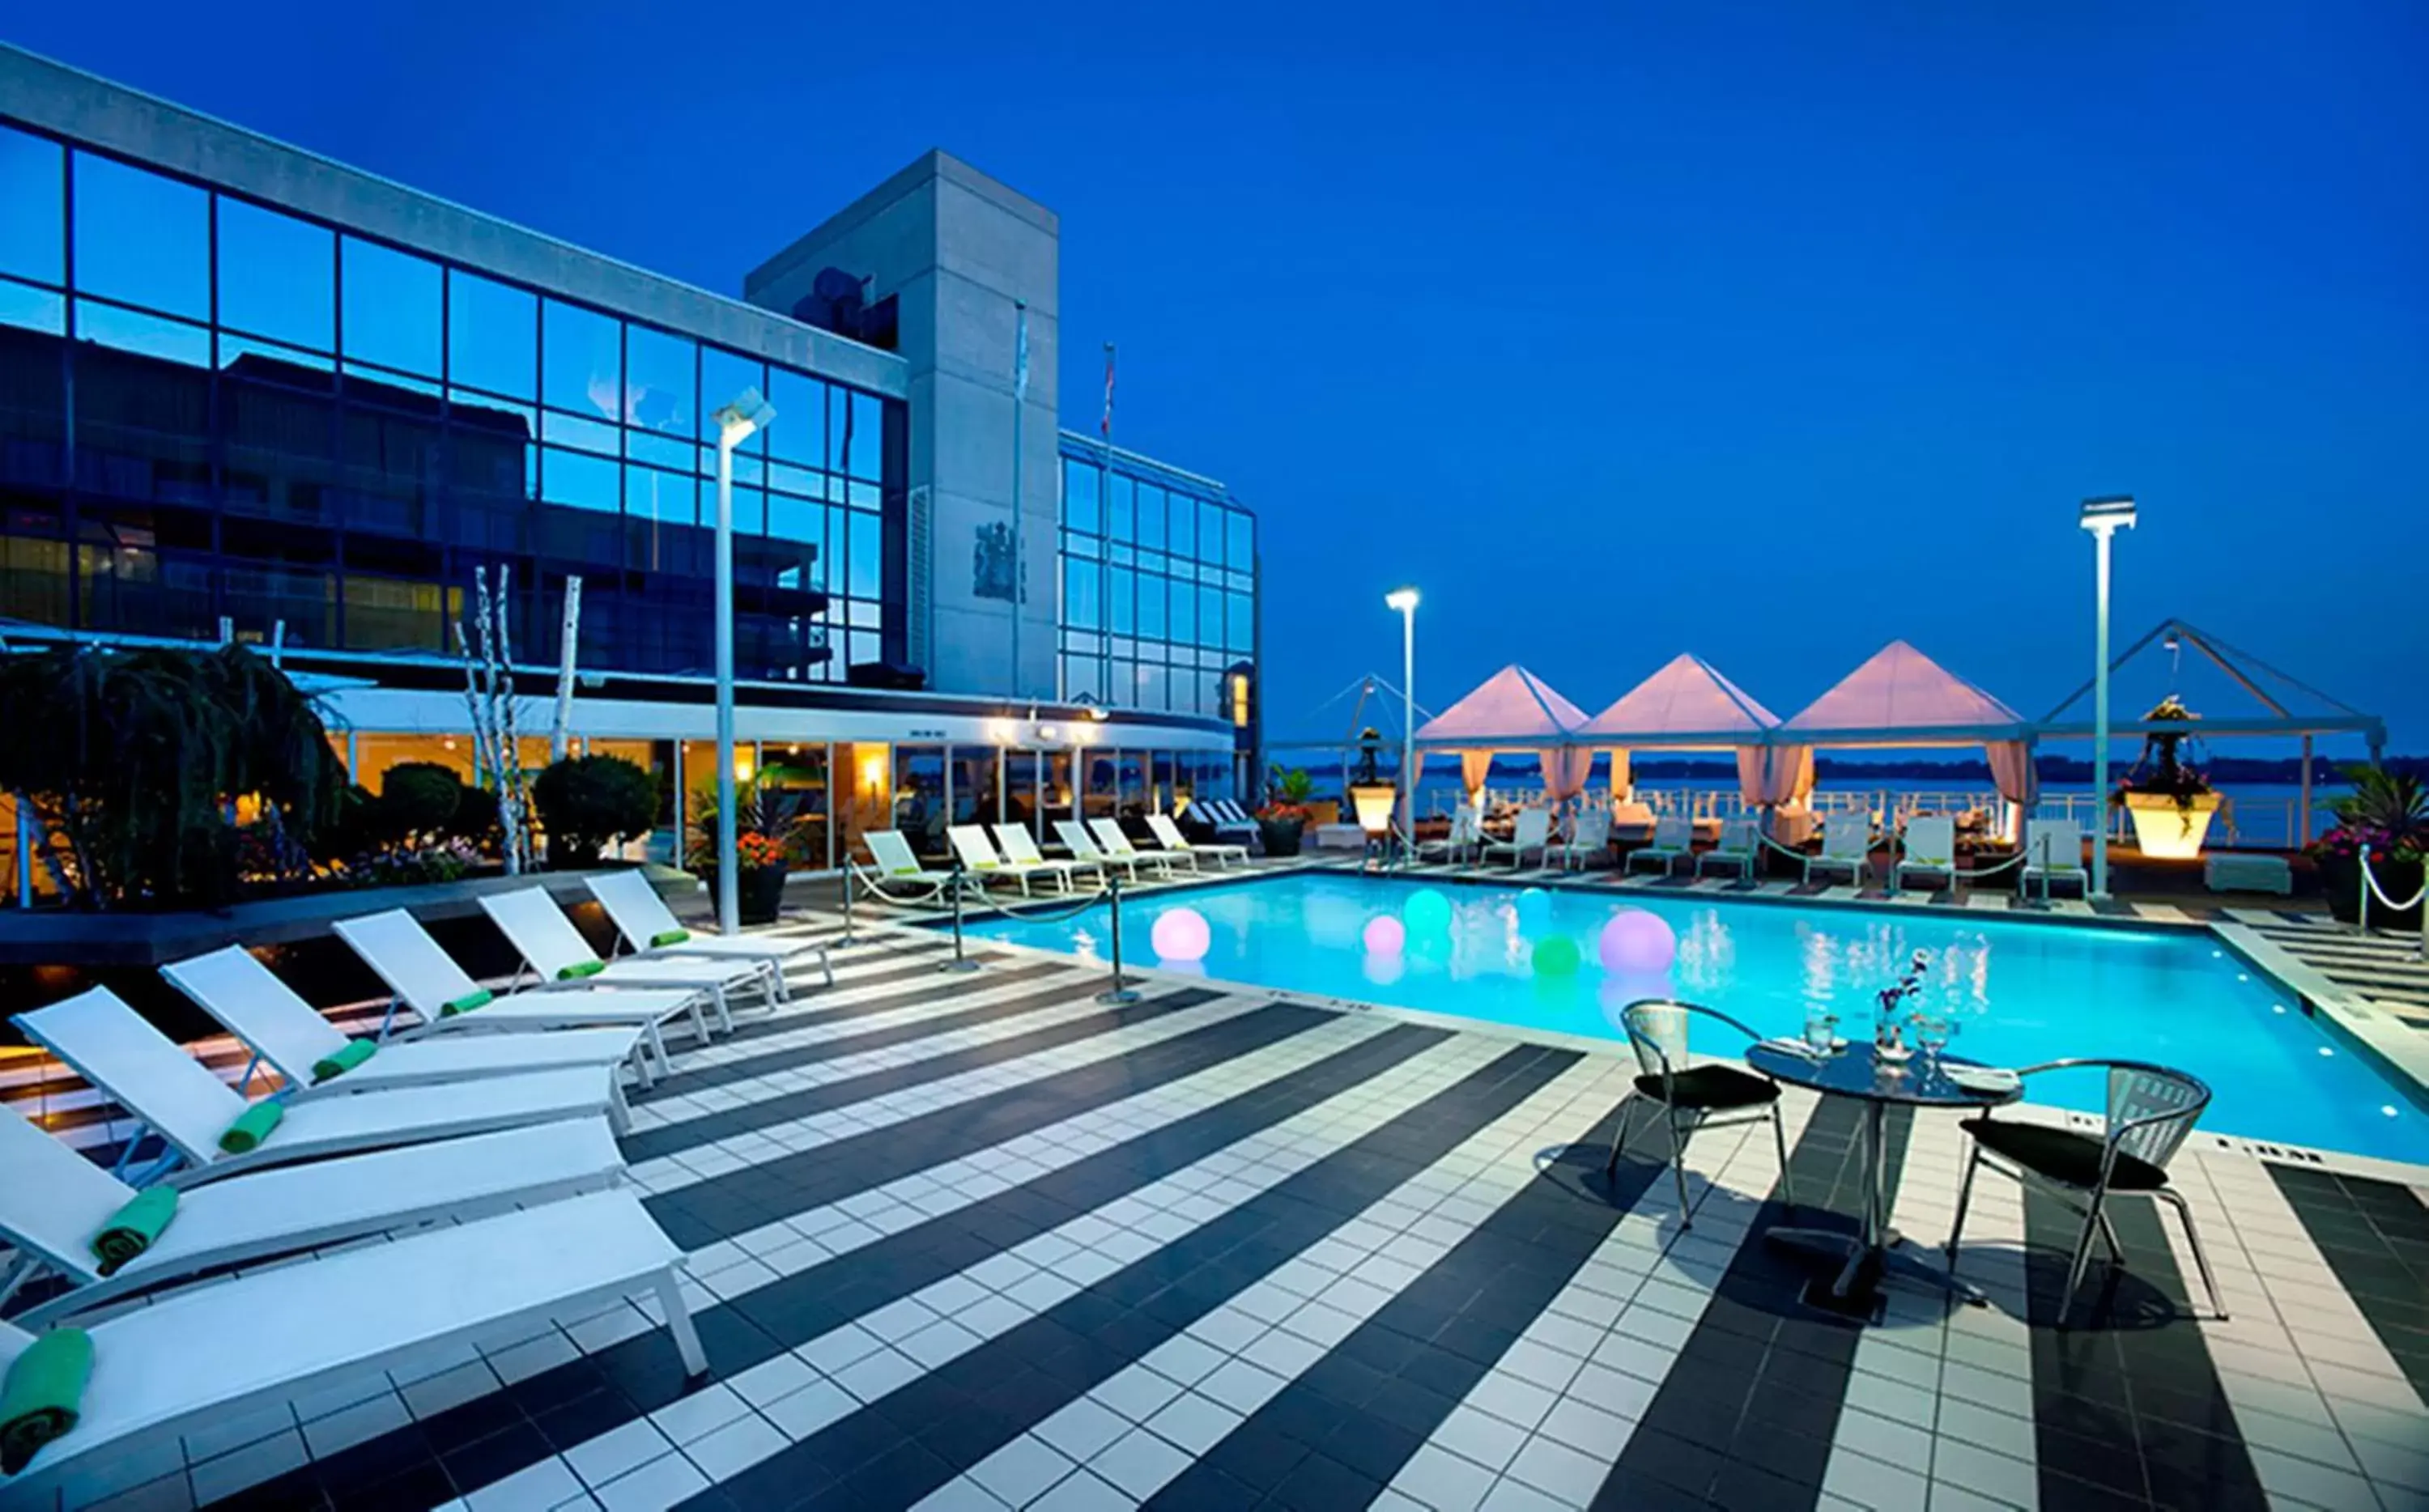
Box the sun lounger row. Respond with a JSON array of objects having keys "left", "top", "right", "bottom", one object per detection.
[
  {"left": 856, "top": 818, "right": 1249, "bottom": 903},
  {"left": 0, "top": 873, "right": 831, "bottom": 1500}
]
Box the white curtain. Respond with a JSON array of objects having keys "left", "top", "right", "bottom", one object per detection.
[
  {"left": 1987, "top": 740, "right": 2039, "bottom": 841},
  {"left": 1544, "top": 746, "right": 1595, "bottom": 801},
  {"left": 1737, "top": 744, "right": 1814, "bottom": 807},
  {"left": 1460, "top": 750, "right": 1493, "bottom": 804}
]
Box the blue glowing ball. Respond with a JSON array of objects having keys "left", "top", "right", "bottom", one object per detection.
[{"left": 1403, "top": 888, "right": 1453, "bottom": 937}]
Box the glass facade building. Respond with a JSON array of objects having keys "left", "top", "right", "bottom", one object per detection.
[
  {"left": 0, "top": 123, "right": 906, "bottom": 680},
  {"left": 1057, "top": 437, "right": 1256, "bottom": 720}
]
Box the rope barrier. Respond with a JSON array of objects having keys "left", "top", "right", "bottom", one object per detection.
[
  {"left": 2357, "top": 854, "right": 2429, "bottom": 960},
  {"left": 962, "top": 870, "right": 1112, "bottom": 927}
]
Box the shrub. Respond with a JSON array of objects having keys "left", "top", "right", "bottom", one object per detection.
[
  {"left": 377, "top": 762, "right": 463, "bottom": 842},
  {"left": 532, "top": 755, "right": 657, "bottom": 867},
  {"left": 443, "top": 784, "right": 502, "bottom": 850}
]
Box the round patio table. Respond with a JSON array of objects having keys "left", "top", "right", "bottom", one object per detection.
[{"left": 1746, "top": 1039, "right": 2023, "bottom": 1308}]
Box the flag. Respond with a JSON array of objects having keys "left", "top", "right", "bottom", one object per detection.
[
  {"left": 1013, "top": 302, "right": 1031, "bottom": 401},
  {"left": 1100, "top": 342, "right": 1116, "bottom": 440}
]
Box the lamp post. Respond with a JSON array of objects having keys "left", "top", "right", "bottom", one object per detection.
[
  {"left": 1386, "top": 588, "right": 1419, "bottom": 847},
  {"left": 712, "top": 388, "right": 776, "bottom": 933},
  {"left": 2079, "top": 495, "right": 2136, "bottom": 899}
]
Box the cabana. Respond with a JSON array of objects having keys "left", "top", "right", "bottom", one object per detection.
[
  {"left": 1780, "top": 639, "right": 2037, "bottom": 837},
  {"left": 1577, "top": 653, "right": 1784, "bottom": 839},
  {"left": 1414, "top": 665, "right": 1591, "bottom": 809}
]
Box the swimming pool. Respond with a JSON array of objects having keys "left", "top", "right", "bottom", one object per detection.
[{"left": 957, "top": 873, "right": 2429, "bottom": 1164}]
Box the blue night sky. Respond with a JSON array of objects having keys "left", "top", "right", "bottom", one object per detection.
[{"left": 14, "top": 2, "right": 2423, "bottom": 750}]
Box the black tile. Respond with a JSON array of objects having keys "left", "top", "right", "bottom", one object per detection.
[
  {"left": 1267, "top": 1450, "right": 1380, "bottom": 1511},
  {"left": 436, "top": 1419, "right": 553, "bottom": 1497}
]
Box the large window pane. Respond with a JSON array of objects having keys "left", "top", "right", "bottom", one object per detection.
[
  {"left": 543, "top": 299, "right": 621, "bottom": 418},
  {"left": 846, "top": 512, "right": 880, "bottom": 599},
  {"left": 700, "top": 347, "right": 766, "bottom": 447},
  {"left": 216, "top": 199, "right": 333, "bottom": 349},
  {"left": 541, "top": 447, "right": 619, "bottom": 513},
  {"left": 1227, "top": 509, "right": 1254, "bottom": 568},
  {"left": 448, "top": 270, "right": 535, "bottom": 397},
  {"left": 1063, "top": 460, "right": 1099, "bottom": 533},
  {"left": 1065, "top": 555, "right": 1100, "bottom": 629},
  {"left": 73, "top": 155, "right": 207, "bottom": 318},
  {"left": 847, "top": 392, "right": 884, "bottom": 480},
  {"left": 76, "top": 299, "right": 209, "bottom": 365},
  {"left": 0, "top": 282, "right": 65, "bottom": 334},
  {"left": 1108, "top": 567, "right": 1135, "bottom": 635},
  {"left": 1136, "top": 486, "right": 1164, "bottom": 550},
  {"left": 1168, "top": 488, "right": 1196, "bottom": 559},
  {"left": 341, "top": 237, "right": 440, "bottom": 376},
  {"left": 1138, "top": 573, "right": 1166, "bottom": 639},
  {"left": 625, "top": 324, "right": 695, "bottom": 437},
  {"left": 767, "top": 366, "right": 824, "bottom": 465},
  {"left": 1228, "top": 591, "right": 1254, "bottom": 651},
  {"left": 1108, "top": 475, "right": 1134, "bottom": 542},
  {"left": 0, "top": 126, "right": 66, "bottom": 286}
]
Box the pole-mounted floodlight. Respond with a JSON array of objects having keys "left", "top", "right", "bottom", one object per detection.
[
  {"left": 2078, "top": 494, "right": 2135, "bottom": 899},
  {"left": 711, "top": 387, "right": 776, "bottom": 933}
]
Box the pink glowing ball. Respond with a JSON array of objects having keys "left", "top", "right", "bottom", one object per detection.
[
  {"left": 1599, "top": 909, "right": 1678, "bottom": 975},
  {"left": 1363, "top": 915, "right": 1407, "bottom": 956},
  {"left": 1151, "top": 907, "right": 1211, "bottom": 963}
]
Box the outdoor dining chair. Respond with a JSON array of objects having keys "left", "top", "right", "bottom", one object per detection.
[
  {"left": 1610, "top": 999, "right": 1795, "bottom": 1225},
  {"left": 1944, "top": 1058, "right": 2227, "bottom": 1321}
]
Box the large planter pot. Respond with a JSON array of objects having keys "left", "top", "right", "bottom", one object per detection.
[
  {"left": 1258, "top": 816, "right": 1306, "bottom": 858},
  {"left": 2318, "top": 853, "right": 2424, "bottom": 930},
  {"left": 2121, "top": 791, "right": 2222, "bottom": 860},
  {"left": 738, "top": 863, "right": 789, "bottom": 925}
]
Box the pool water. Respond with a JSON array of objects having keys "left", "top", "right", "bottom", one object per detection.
[{"left": 958, "top": 873, "right": 2429, "bottom": 1164}]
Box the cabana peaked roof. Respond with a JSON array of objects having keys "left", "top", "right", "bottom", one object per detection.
[
  {"left": 1782, "top": 640, "right": 2027, "bottom": 746},
  {"left": 1579, "top": 653, "right": 1778, "bottom": 748},
  {"left": 1414, "top": 665, "right": 1588, "bottom": 747}
]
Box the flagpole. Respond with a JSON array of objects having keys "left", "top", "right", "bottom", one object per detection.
[
  {"left": 1010, "top": 299, "right": 1027, "bottom": 694},
  {"left": 1099, "top": 341, "right": 1116, "bottom": 706}
]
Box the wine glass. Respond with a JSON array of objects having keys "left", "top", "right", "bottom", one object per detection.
[{"left": 1913, "top": 1013, "right": 1953, "bottom": 1072}]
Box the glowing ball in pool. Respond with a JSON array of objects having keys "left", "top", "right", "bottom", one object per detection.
[
  {"left": 1599, "top": 909, "right": 1677, "bottom": 975},
  {"left": 1403, "top": 889, "right": 1453, "bottom": 937},
  {"left": 1362, "top": 915, "right": 1406, "bottom": 956},
  {"left": 1533, "top": 936, "right": 1582, "bottom": 977},
  {"left": 1151, "top": 907, "right": 1210, "bottom": 963},
  {"left": 1514, "top": 887, "right": 1551, "bottom": 926}
]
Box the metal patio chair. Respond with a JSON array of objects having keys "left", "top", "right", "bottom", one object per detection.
[
  {"left": 1610, "top": 999, "right": 1794, "bottom": 1225},
  {"left": 1945, "top": 1059, "right": 2226, "bottom": 1321}
]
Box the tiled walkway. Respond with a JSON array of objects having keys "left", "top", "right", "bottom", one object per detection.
[{"left": 34, "top": 920, "right": 2427, "bottom": 1512}]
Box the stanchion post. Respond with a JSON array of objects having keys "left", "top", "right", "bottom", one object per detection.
[
  {"left": 839, "top": 860, "right": 856, "bottom": 945},
  {"left": 942, "top": 858, "right": 981, "bottom": 974},
  {"left": 1096, "top": 873, "right": 1140, "bottom": 1004}
]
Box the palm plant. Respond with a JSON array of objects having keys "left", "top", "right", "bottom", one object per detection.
[
  {"left": 0, "top": 644, "right": 347, "bottom": 908},
  {"left": 2326, "top": 765, "right": 2429, "bottom": 860}
]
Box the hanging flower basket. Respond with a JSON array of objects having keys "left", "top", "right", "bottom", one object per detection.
[{"left": 2121, "top": 792, "right": 2222, "bottom": 860}]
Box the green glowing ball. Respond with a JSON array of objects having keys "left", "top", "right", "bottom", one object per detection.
[{"left": 1533, "top": 935, "right": 1582, "bottom": 978}]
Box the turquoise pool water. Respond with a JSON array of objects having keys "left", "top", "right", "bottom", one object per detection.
[{"left": 958, "top": 873, "right": 2429, "bottom": 1164}]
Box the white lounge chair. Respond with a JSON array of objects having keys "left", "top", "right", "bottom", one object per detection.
[
  {"left": 2020, "top": 818, "right": 2090, "bottom": 898},
  {"left": 1093, "top": 818, "right": 1190, "bottom": 874},
  {"left": 1418, "top": 807, "right": 1482, "bottom": 865},
  {"left": 1482, "top": 808, "right": 1554, "bottom": 869},
  {"left": 1697, "top": 818, "right": 1761, "bottom": 883},
  {"left": 1892, "top": 815, "right": 1958, "bottom": 894},
  {"left": 993, "top": 823, "right": 1099, "bottom": 890},
  {"left": 333, "top": 908, "right": 709, "bottom": 1080},
  {"left": 1804, "top": 813, "right": 1874, "bottom": 887},
  {"left": 585, "top": 870, "right": 830, "bottom": 996},
  {"left": 160, "top": 946, "right": 645, "bottom": 1117},
  {"left": 1055, "top": 819, "right": 1157, "bottom": 881},
  {"left": 481, "top": 887, "right": 755, "bottom": 1031},
  {"left": 948, "top": 824, "right": 1059, "bottom": 895},
  {"left": 1547, "top": 810, "right": 1613, "bottom": 872},
  {"left": 16, "top": 988, "right": 622, "bottom": 1183},
  {"left": 859, "top": 829, "right": 964, "bottom": 901},
  {"left": 0, "top": 1191, "right": 703, "bottom": 1505},
  {"left": 1147, "top": 813, "right": 1249, "bottom": 869},
  {"left": 1193, "top": 799, "right": 1257, "bottom": 843},
  {"left": 1627, "top": 814, "right": 1695, "bottom": 876},
  {"left": 0, "top": 1106, "right": 624, "bottom": 1327}
]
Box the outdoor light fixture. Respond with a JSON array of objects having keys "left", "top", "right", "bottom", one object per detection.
[
  {"left": 2078, "top": 494, "right": 2135, "bottom": 898},
  {"left": 1348, "top": 727, "right": 1399, "bottom": 836},
  {"left": 710, "top": 387, "right": 776, "bottom": 932},
  {"left": 1385, "top": 588, "right": 1419, "bottom": 842}
]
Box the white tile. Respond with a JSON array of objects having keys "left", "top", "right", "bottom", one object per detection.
[
  {"left": 1504, "top": 1433, "right": 1608, "bottom": 1505},
  {"left": 682, "top": 1412, "right": 789, "bottom": 1482},
  {"left": 187, "top": 1429, "right": 308, "bottom": 1506},
  {"left": 833, "top": 1346, "right": 922, "bottom": 1404},
  {"left": 593, "top": 1450, "right": 712, "bottom": 1512},
  {"left": 761, "top": 1378, "right": 857, "bottom": 1442},
  {"left": 1027, "top": 1467, "right": 1132, "bottom": 1512},
  {"left": 968, "top": 1434, "right": 1081, "bottom": 1507},
  {"left": 648, "top": 1383, "right": 750, "bottom": 1446},
  {"left": 728, "top": 1353, "right": 819, "bottom": 1409},
  {"left": 1086, "top": 1428, "right": 1193, "bottom": 1498},
  {"left": 1144, "top": 1391, "right": 1245, "bottom": 1455},
  {"left": 298, "top": 1391, "right": 411, "bottom": 1459},
  {"left": 1036, "top": 1396, "right": 1133, "bottom": 1463},
  {"left": 1926, "top": 1439, "right": 2036, "bottom": 1510},
  {"left": 465, "top": 1456, "right": 584, "bottom": 1512},
  {"left": 1092, "top": 1365, "right": 1185, "bottom": 1424},
  {"left": 567, "top": 1421, "right": 679, "bottom": 1491},
  {"left": 1433, "top": 1406, "right": 1529, "bottom": 1474},
  {"left": 1395, "top": 1443, "right": 1500, "bottom": 1512}
]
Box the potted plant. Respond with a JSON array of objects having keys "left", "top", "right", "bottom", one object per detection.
[
  {"left": 2308, "top": 767, "right": 2427, "bottom": 928},
  {"left": 690, "top": 777, "right": 806, "bottom": 924},
  {"left": 531, "top": 754, "right": 658, "bottom": 869},
  {"left": 2111, "top": 695, "right": 2223, "bottom": 859},
  {"left": 1257, "top": 767, "right": 1316, "bottom": 858}
]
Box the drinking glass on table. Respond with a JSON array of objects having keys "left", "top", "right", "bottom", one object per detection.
[
  {"left": 1803, "top": 1008, "right": 1839, "bottom": 1055},
  {"left": 1913, "top": 1013, "right": 1952, "bottom": 1069}
]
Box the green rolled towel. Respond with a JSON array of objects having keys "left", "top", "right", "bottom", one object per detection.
[
  {"left": 0, "top": 1327, "right": 93, "bottom": 1476},
  {"left": 440, "top": 987, "right": 493, "bottom": 1017},
  {"left": 891, "top": 866, "right": 920, "bottom": 877},
  {"left": 649, "top": 928, "right": 691, "bottom": 948},
  {"left": 311, "top": 1038, "right": 377, "bottom": 1084},
  {"left": 217, "top": 1099, "right": 284, "bottom": 1154},
  {"left": 90, "top": 1187, "right": 178, "bottom": 1276},
  {"left": 557, "top": 960, "right": 606, "bottom": 981}
]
